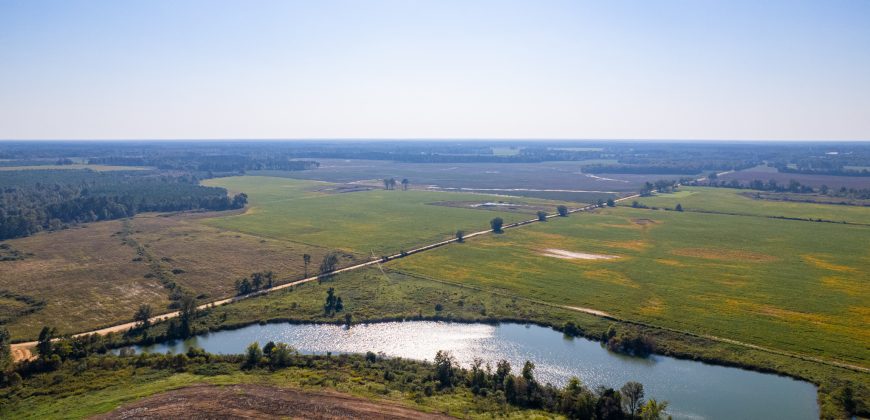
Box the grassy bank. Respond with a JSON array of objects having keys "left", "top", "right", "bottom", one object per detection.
[{"left": 130, "top": 268, "right": 866, "bottom": 419}]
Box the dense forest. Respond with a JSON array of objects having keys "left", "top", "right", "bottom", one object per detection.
[{"left": 0, "top": 170, "right": 246, "bottom": 240}]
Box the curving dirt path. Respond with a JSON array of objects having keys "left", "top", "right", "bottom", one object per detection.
[{"left": 91, "top": 384, "right": 454, "bottom": 420}]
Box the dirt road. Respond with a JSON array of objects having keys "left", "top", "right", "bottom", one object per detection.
[{"left": 8, "top": 191, "right": 636, "bottom": 359}]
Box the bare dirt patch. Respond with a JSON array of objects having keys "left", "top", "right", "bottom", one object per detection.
[
  {"left": 540, "top": 249, "right": 618, "bottom": 260},
  {"left": 671, "top": 248, "right": 778, "bottom": 263},
  {"left": 93, "top": 384, "right": 454, "bottom": 420},
  {"left": 309, "top": 184, "right": 376, "bottom": 194},
  {"left": 430, "top": 200, "right": 569, "bottom": 215}
]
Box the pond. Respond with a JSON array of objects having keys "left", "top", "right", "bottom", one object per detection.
[{"left": 127, "top": 321, "right": 818, "bottom": 419}]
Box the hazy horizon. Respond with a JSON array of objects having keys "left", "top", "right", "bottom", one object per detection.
[{"left": 2, "top": 0, "right": 870, "bottom": 141}]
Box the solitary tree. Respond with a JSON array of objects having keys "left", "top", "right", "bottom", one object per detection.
[
  {"left": 455, "top": 230, "right": 464, "bottom": 243},
  {"left": 36, "top": 326, "right": 56, "bottom": 360},
  {"left": 134, "top": 304, "right": 153, "bottom": 328},
  {"left": 434, "top": 350, "right": 457, "bottom": 388},
  {"left": 401, "top": 178, "right": 409, "bottom": 190},
  {"left": 621, "top": 381, "right": 645, "bottom": 417},
  {"left": 490, "top": 217, "right": 504, "bottom": 233},
  {"left": 235, "top": 277, "right": 252, "bottom": 295},
  {"left": 244, "top": 341, "right": 263, "bottom": 368},
  {"left": 675, "top": 203, "right": 683, "bottom": 212},
  {"left": 251, "top": 272, "right": 263, "bottom": 290},
  {"left": 557, "top": 205, "right": 569, "bottom": 217},
  {"left": 324, "top": 287, "right": 344, "bottom": 315},
  {"left": 319, "top": 251, "right": 340, "bottom": 275},
  {"left": 597, "top": 199, "right": 605, "bottom": 207},
  {"left": 178, "top": 294, "right": 197, "bottom": 338},
  {"left": 606, "top": 198, "right": 615, "bottom": 207},
  {"left": 0, "top": 327, "right": 11, "bottom": 372},
  {"left": 537, "top": 211, "right": 548, "bottom": 221},
  {"left": 639, "top": 399, "right": 669, "bottom": 420},
  {"left": 303, "top": 254, "right": 311, "bottom": 277}
]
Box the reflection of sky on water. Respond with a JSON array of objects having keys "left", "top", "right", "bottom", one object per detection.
[{"left": 134, "top": 321, "right": 817, "bottom": 420}]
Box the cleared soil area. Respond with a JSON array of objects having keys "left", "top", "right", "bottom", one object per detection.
[
  {"left": 540, "top": 249, "right": 618, "bottom": 260},
  {"left": 92, "top": 384, "right": 453, "bottom": 420}
]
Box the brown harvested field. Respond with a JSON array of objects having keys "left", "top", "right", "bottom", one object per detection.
[
  {"left": 0, "top": 211, "right": 357, "bottom": 341},
  {"left": 92, "top": 384, "right": 454, "bottom": 420},
  {"left": 130, "top": 212, "right": 360, "bottom": 301},
  {"left": 0, "top": 220, "right": 166, "bottom": 340}
]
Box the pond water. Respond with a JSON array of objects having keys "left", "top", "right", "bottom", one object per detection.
[{"left": 127, "top": 321, "right": 818, "bottom": 419}]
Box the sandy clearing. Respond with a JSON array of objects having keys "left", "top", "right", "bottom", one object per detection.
[{"left": 540, "top": 249, "right": 618, "bottom": 260}]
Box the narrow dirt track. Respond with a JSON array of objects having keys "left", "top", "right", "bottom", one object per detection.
[
  {"left": 91, "top": 384, "right": 454, "bottom": 420},
  {"left": 11, "top": 192, "right": 621, "bottom": 358}
]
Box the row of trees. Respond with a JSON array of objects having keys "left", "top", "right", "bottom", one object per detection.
[
  {"left": 235, "top": 271, "right": 275, "bottom": 295},
  {"left": 434, "top": 350, "right": 668, "bottom": 419},
  {"left": 694, "top": 177, "right": 870, "bottom": 199},
  {"left": 382, "top": 178, "right": 410, "bottom": 190}
]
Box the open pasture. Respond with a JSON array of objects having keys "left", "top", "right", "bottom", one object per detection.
[
  {"left": 631, "top": 186, "right": 870, "bottom": 224},
  {"left": 389, "top": 203, "right": 870, "bottom": 366},
  {"left": 249, "top": 159, "right": 668, "bottom": 195},
  {"left": 201, "top": 176, "right": 567, "bottom": 256}
]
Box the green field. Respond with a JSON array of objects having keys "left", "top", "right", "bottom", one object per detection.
[
  {"left": 629, "top": 186, "right": 870, "bottom": 224},
  {"left": 201, "top": 176, "right": 569, "bottom": 256},
  {"left": 390, "top": 203, "right": 870, "bottom": 366}
]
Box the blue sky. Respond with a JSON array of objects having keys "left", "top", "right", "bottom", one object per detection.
[{"left": 1, "top": 0, "right": 869, "bottom": 140}]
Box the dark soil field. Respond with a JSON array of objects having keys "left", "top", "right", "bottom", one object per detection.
[{"left": 93, "top": 384, "right": 454, "bottom": 420}]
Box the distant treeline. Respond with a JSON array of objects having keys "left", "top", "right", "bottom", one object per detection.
[
  {"left": 0, "top": 170, "right": 246, "bottom": 240},
  {"left": 774, "top": 164, "right": 870, "bottom": 177},
  {"left": 685, "top": 176, "right": 870, "bottom": 199},
  {"left": 2, "top": 141, "right": 869, "bottom": 177},
  {"left": 88, "top": 155, "right": 319, "bottom": 173}
]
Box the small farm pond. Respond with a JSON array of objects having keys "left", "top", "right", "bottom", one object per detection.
[{"left": 126, "top": 321, "right": 818, "bottom": 419}]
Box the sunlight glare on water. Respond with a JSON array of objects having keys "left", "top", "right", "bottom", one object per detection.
[{"left": 133, "top": 321, "right": 819, "bottom": 420}]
